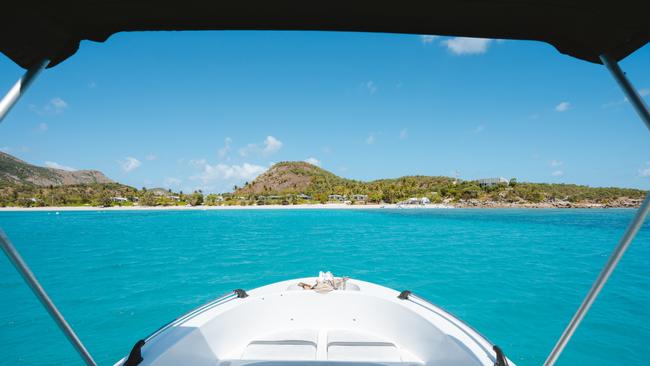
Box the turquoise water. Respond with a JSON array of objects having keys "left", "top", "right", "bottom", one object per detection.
[{"left": 0, "top": 209, "right": 649, "bottom": 365}]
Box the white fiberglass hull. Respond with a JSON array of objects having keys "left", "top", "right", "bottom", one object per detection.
[{"left": 116, "top": 278, "right": 513, "bottom": 366}]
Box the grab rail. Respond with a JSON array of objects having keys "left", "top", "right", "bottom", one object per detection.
[
  {"left": 121, "top": 288, "right": 249, "bottom": 366},
  {"left": 398, "top": 290, "right": 507, "bottom": 365},
  {"left": 145, "top": 288, "right": 247, "bottom": 342}
]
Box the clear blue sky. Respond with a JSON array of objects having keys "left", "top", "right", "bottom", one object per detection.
[{"left": 1, "top": 31, "right": 649, "bottom": 193}]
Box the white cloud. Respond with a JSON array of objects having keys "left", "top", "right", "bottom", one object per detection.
[
  {"left": 473, "top": 125, "right": 486, "bottom": 134},
  {"left": 50, "top": 98, "right": 67, "bottom": 112},
  {"left": 366, "top": 133, "right": 376, "bottom": 144},
  {"left": 189, "top": 158, "right": 207, "bottom": 167},
  {"left": 164, "top": 177, "right": 183, "bottom": 187},
  {"left": 263, "top": 136, "right": 283, "bottom": 155},
  {"left": 549, "top": 160, "right": 564, "bottom": 167},
  {"left": 36, "top": 122, "right": 48, "bottom": 133},
  {"left": 44, "top": 161, "right": 76, "bottom": 171},
  {"left": 638, "top": 163, "right": 650, "bottom": 178},
  {"left": 239, "top": 144, "right": 256, "bottom": 157},
  {"left": 30, "top": 97, "right": 68, "bottom": 115},
  {"left": 420, "top": 35, "right": 439, "bottom": 44},
  {"left": 365, "top": 81, "right": 377, "bottom": 94},
  {"left": 602, "top": 99, "right": 625, "bottom": 109},
  {"left": 555, "top": 102, "right": 571, "bottom": 112},
  {"left": 304, "top": 157, "right": 321, "bottom": 166},
  {"left": 121, "top": 157, "right": 141, "bottom": 172},
  {"left": 218, "top": 137, "right": 232, "bottom": 158},
  {"left": 239, "top": 136, "right": 283, "bottom": 157},
  {"left": 1, "top": 146, "right": 11, "bottom": 153},
  {"left": 551, "top": 170, "right": 564, "bottom": 177},
  {"left": 443, "top": 37, "right": 492, "bottom": 55},
  {"left": 145, "top": 154, "right": 157, "bottom": 161},
  {"left": 602, "top": 88, "right": 650, "bottom": 108},
  {"left": 400, "top": 129, "right": 408, "bottom": 139},
  {"left": 190, "top": 162, "right": 267, "bottom": 188}
]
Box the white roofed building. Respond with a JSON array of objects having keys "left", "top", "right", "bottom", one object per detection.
[{"left": 474, "top": 177, "right": 509, "bottom": 187}]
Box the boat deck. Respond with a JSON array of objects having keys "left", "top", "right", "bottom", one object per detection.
[
  {"left": 234, "top": 329, "right": 417, "bottom": 364},
  {"left": 119, "top": 278, "right": 509, "bottom": 366}
]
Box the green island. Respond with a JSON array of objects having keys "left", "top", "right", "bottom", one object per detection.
[{"left": 0, "top": 153, "right": 645, "bottom": 208}]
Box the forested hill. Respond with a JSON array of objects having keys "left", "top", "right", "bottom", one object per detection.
[{"left": 235, "top": 161, "right": 646, "bottom": 207}]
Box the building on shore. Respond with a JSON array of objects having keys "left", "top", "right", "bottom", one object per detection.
[
  {"left": 352, "top": 194, "right": 368, "bottom": 201},
  {"left": 474, "top": 177, "right": 509, "bottom": 187},
  {"left": 328, "top": 194, "right": 346, "bottom": 201},
  {"left": 150, "top": 188, "right": 171, "bottom": 196},
  {"left": 401, "top": 197, "right": 431, "bottom": 205}
]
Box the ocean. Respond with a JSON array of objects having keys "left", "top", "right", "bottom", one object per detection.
[{"left": 0, "top": 209, "right": 648, "bottom": 365}]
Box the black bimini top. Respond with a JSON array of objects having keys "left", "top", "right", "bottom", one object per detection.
[{"left": 1, "top": 1, "right": 649, "bottom": 69}]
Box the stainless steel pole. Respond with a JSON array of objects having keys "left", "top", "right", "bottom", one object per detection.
[
  {"left": 0, "top": 59, "right": 49, "bottom": 123},
  {"left": 0, "top": 230, "right": 97, "bottom": 366},
  {"left": 600, "top": 54, "right": 650, "bottom": 131},
  {"left": 544, "top": 55, "right": 650, "bottom": 366},
  {"left": 0, "top": 60, "right": 97, "bottom": 365}
]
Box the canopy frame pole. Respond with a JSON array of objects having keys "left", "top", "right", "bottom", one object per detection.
[
  {"left": 544, "top": 54, "right": 650, "bottom": 366},
  {"left": 600, "top": 54, "right": 650, "bottom": 131},
  {"left": 0, "top": 231, "right": 97, "bottom": 365},
  {"left": 0, "top": 60, "right": 97, "bottom": 365},
  {"left": 0, "top": 59, "right": 49, "bottom": 123}
]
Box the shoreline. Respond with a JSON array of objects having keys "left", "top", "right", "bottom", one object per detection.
[
  {"left": 0, "top": 203, "right": 638, "bottom": 211},
  {"left": 0, "top": 204, "right": 384, "bottom": 211}
]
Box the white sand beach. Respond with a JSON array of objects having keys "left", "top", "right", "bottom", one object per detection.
[{"left": 0, "top": 203, "right": 457, "bottom": 212}]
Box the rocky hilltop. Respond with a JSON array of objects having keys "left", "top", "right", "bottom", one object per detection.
[
  {"left": 0, "top": 152, "right": 113, "bottom": 186},
  {"left": 0, "top": 152, "right": 132, "bottom": 207},
  {"left": 236, "top": 161, "right": 355, "bottom": 195}
]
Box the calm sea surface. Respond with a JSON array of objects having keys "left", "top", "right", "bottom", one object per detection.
[{"left": 0, "top": 209, "right": 648, "bottom": 365}]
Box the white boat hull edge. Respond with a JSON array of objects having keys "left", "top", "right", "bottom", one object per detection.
[{"left": 116, "top": 278, "right": 514, "bottom": 366}]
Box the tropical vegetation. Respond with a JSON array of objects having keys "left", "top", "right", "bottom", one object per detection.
[{"left": 0, "top": 157, "right": 645, "bottom": 207}]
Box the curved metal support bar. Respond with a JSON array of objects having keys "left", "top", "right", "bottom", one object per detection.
[
  {"left": 544, "top": 54, "right": 650, "bottom": 366},
  {"left": 0, "top": 59, "right": 49, "bottom": 123},
  {"left": 116, "top": 290, "right": 240, "bottom": 366},
  {"left": 0, "top": 230, "right": 97, "bottom": 366},
  {"left": 599, "top": 54, "right": 650, "bottom": 131},
  {"left": 544, "top": 193, "right": 650, "bottom": 366}
]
